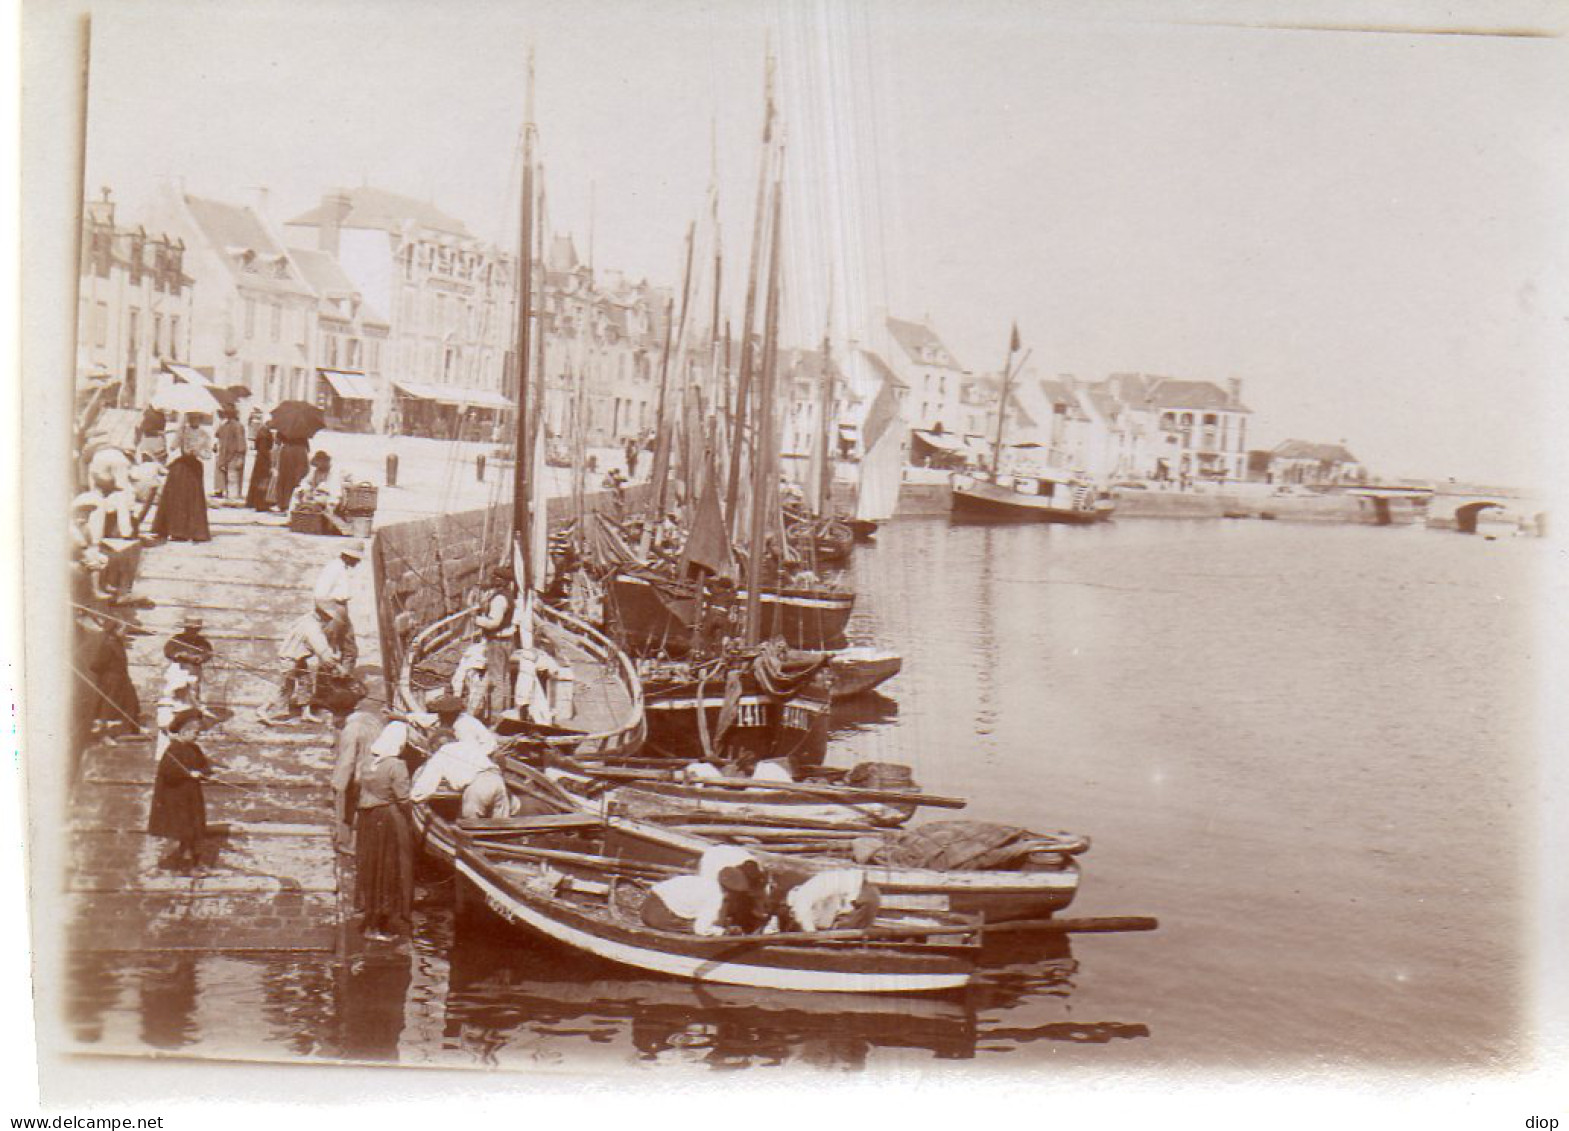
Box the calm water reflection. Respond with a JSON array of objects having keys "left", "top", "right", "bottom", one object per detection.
[{"left": 64, "top": 517, "right": 1538, "bottom": 1072}]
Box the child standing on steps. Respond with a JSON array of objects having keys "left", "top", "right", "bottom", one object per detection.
[{"left": 148, "top": 709, "right": 211, "bottom": 872}]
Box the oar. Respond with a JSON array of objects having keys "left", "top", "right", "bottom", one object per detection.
[
  {"left": 566, "top": 764, "right": 968, "bottom": 811},
  {"left": 635, "top": 810, "right": 885, "bottom": 834},
  {"left": 730, "top": 916, "right": 1160, "bottom": 947},
  {"left": 471, "top": 840, "right": 684, "bottom": 879}
]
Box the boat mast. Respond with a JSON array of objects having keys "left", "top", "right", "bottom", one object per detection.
[
  {"left": 744, "top": 165, "right": 785, "bottom": 645},
  {"left": 726, "top": 54, "right": 777, "bottom": 541},
  {"left": 512, "top": 51, "right": 538, "bottom": 566},
  {"left": 816, "top": 285, "right": 835, "bottom": 518},
  {"left": 647, "top": 221, "right": 696, "bottom": 527},
  {"left": 990, "top": 322, "right": 1019, "bottom": 478}
]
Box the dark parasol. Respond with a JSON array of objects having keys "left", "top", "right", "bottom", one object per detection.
[{"left": 269, "top": 400, "right": 327, "bottom": 442}]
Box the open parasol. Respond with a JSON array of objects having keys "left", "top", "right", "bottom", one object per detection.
[
  {"left": 269, "top": 400, "right": 327, "bottom": 442},
  {"left": 151, "top": 380, "right": 222, "bottom": 415}
]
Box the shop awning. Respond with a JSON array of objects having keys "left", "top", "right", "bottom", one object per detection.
[
  {"left": 394, "top": 380, "right": 513, "bottom": 410},
  {"left": 319, "top": 369, "right": 379, "bottom": 400},
  {"left": 163, "top": 363, "right": 214, "bottom": 386}
]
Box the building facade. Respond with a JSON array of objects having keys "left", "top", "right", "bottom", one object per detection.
[
  {"left": 286, "top": 188, "right": 514, "bottom": 437},
  {"left": 76, "top": 189, "right": 195, "bottom": 406},
  {"left": 883, "top": 316, "right": 968, "bottom": 436},
  {"left": 147, "top": 186, "right": 321, "bottom": 405}
]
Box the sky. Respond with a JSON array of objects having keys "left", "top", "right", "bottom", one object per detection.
[{"left": 72, "top": 0, "right": 1569, "bottom": 486}]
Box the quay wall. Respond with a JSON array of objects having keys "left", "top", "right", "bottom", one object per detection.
[
  {"left": 371, "top": 484, "right": 649, "bottom": 692},
  {"left": 886, "top": 478, "right": 1424, "bottom": 524}
]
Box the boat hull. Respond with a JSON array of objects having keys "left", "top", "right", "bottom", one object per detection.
[
  {"left": 416, "top": 809, "right": 976, "bottom": 993},
  {"left": 829, "top": 648, "right": 902, "bottom": 699},
  {"left": 606, "top": 571, "right": 854, "bottom": 655},
  {"left": 950, "top": 475, "right": 1113, "bottom": 525}
]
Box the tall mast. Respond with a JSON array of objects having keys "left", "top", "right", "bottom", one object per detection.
[
  {"left": 744, "top": 166, "right": 785, "bottom": 645},
  {"left": 512, "top": 51, "right": 537, "bottom": 563},
  {"left": 726, "top": 55, "right": 777, "bottom": 540},
  {"left": 991, "top": 323, "right": 1019, "bottom": 478},
  {"left": 816, "top": 285, "right": 835, "bottom": 517},
  {"left": 648, "top": 221, "right": 697, "bottom": 523}
]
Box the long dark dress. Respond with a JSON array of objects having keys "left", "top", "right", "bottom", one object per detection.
[
  {"left": 148, "top": 739, "right": 209, "bottom": 847},
  {"left": 356, "top": 758, "right": 413, "bottom": 933},
  {"left": 273, "top": 439, "right": 311, "bottom": 512},
  {"left": 245, "top": 429, "right": 275, "bottom": 511},
  {"left": 151, "top": 454, "right": 211, "bottom": 542},
  {"left": 90, "top": 627, "right": 141, "bottom": 732}
]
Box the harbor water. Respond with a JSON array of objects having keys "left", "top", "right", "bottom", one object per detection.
[{"left": 64, "top": 517, "right": 1541, "bottom": 1075}]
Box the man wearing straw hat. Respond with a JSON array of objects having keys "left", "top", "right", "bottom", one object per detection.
[{"left": 313, "top": 540, "right": 365, "bottom": 671}]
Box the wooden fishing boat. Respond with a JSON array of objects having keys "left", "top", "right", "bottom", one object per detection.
[
  {"left": 950, "top": 469, "right": 1114, "bottom": 525},
  {"left": 605, "top": 567, "right": 854, "bottom": 655},
  {"left": 829, "top": 646, "right": 902, "bottom": 699},
  {"left": 413, "top": 789, "right": 982, "bottom": 994},
  {"left": 491, "top": 764, "right": 1085, "bottom": 924},
  {"left": 533, "top": 755, "right": 922, "bottom": 828},
  {"left": 785, "top": 513, "right": 854, "bottom": 565},
  {"left": 845, "top": 518, "right": 881, "bottom": 542},
  {"left": 638, "top": 658, "right": 832, "bottom": 764}
]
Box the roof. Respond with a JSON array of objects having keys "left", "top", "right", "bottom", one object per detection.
[
  {"left": 289, "top": 247, "right": 391, "bottom": 327},
  {"left": 857, "top": 348, "right": 907, "bottom": 390},
  {"left": 286, "top": 187, "right": 473, "bottom": 239},
  {"left": 1146, "top": 378, "right": 1249, "bottom": 413},
  {"left": 1272, "top": 439, "right": 1358, "bottom": 464},
  {"left": 184, "top": 194, "right": 315, "bottom": 298},
  {"left": 1036, "top": 378, "right": 1076, "bottom": 406},
  {"left": 886, "top": 316, "right": 963, "bottom": 371}
]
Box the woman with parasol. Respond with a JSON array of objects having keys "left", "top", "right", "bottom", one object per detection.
[{"left": 268, "top": 400, "right": 325, "bottom": 514}]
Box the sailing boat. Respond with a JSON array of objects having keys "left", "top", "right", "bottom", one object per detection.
[
  {"left": 782, "top": 333, "right": 854, "bottom": 566},
  {"left": 949, "top": 324, "right": 1114, "bottom": 525},
  {"left": 386, "top": 58, "right": 645, "bottom": 765}
]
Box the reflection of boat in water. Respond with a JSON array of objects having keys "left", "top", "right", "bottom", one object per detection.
[
  {"left": 442, "top": 911, "right": 982, "bottom": 1067},
  {"left": 413, "top": 771, "right": 983, "bottom": 993}
]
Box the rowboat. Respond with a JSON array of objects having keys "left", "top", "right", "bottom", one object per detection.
[
  {"left": 496, "top": 762, "right": 1084, "bottom": 923},
  {"left": 413, "top": 787, "right": 982, "bottom": 994},
  {"left": 829, "top": 647, "right": 902, "bottom": 699},
  {"left": 532, "top": 755, "right": 922, "bottom": 828},
  {"left": 785, "top": 513, "right": 854, "bottom": 565}
]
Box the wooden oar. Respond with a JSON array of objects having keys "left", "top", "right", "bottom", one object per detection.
[
  {"left": 730, "top": 916, "right": 1160, "bottom": 947},
  {"left": 471, "top": 840, "right": 684, "bottom": 879},
  {"left": 635, "top": 810, "right": 884, "bottom": 834},
  {"left": 568, "top": 764, "right": 968, "bottom": 810}
]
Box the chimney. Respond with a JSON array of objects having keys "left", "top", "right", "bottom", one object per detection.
[
  {"left": 1226, "top": 377, "right": 1242, "bottom": 406},
  {"left": 321, "top": 191, "right": 353, "bottom": 256}
]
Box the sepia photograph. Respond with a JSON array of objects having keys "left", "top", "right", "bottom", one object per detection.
[{"left": 12, "top": 0, "right": 1569, "bottom": 1116}]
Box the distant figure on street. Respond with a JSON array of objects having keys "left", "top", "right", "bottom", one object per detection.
[
  {"left": 213, "top": 407, "right": 247, "bottom": 503},
  {"left": 83, "top": 609, "right": 140, "bottom": 746},
  {"left": 151, "top": 415, "right": 212, "bottom": 543},
  {"left": 272, "top": 433, "right": 312, "bottom": 515},
  {"left": 246, "top": 426, "right": 276, "bottom": 512},
  {"left": 291, "top": 450, "right": 350, "bottom": 533},
  {"left": 148, "top": 709, "right": 211, "bottom": 872},
  {"left": 624, "top": 437, "right": 640, "bottom": 480}
]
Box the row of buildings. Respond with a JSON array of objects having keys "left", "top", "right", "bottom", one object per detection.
[{"left": 76, "top": 182, "right": 1364, "bottom": 484}]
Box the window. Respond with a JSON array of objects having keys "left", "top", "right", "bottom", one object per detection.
[
  {"left": 326, "top": 334, "right": 338, "bottom": 367},
  {"left": 271, "top": 301, "right": 282, "bottom": 342},
  {"left": 153, "top": 314, "right": 164, "bottom": 358},
  {"left": 169, "top": 316, "right": 181, "bottom": 361},
  {"left": 93, "top": 302, "right": 109, "bottom": 348},
  {"left": 127, "top": 309, "right": 140, "bottom": 355},
  {"left": 346, "top": 338, "right": 361, "bottom": 368},
  {"left": 265, "top": 363, "right": 280, "bottom": 400},
  {"left": 368, "top": 339, "right": 380, "bottom": 371},
  {"left": 245, "top": 298, "right": 256, "bottom": 339},
  {"left": 293, "top": 367, "right": 306, "bottom": 399}
]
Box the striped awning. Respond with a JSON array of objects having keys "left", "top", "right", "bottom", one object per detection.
[
  {"left": 393, "top": 379, "right": 512, "bottom": 410},
  {"left": 319, "top": 369, "right": 378, "bottom": 400}
]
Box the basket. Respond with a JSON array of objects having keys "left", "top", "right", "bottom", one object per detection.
[
  {"left": 341, "top": 483, "right": 379, "bottom": 515},
  {"left": 289, "top": 509, "right": 333, "bottom": 535}
]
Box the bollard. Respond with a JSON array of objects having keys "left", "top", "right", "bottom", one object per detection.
[
  {"left": 385, "top": 452, "right": 399, "bottom": 488},
  {"left": 477, "top": 454, "right": 487, "bottom": 481}
]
